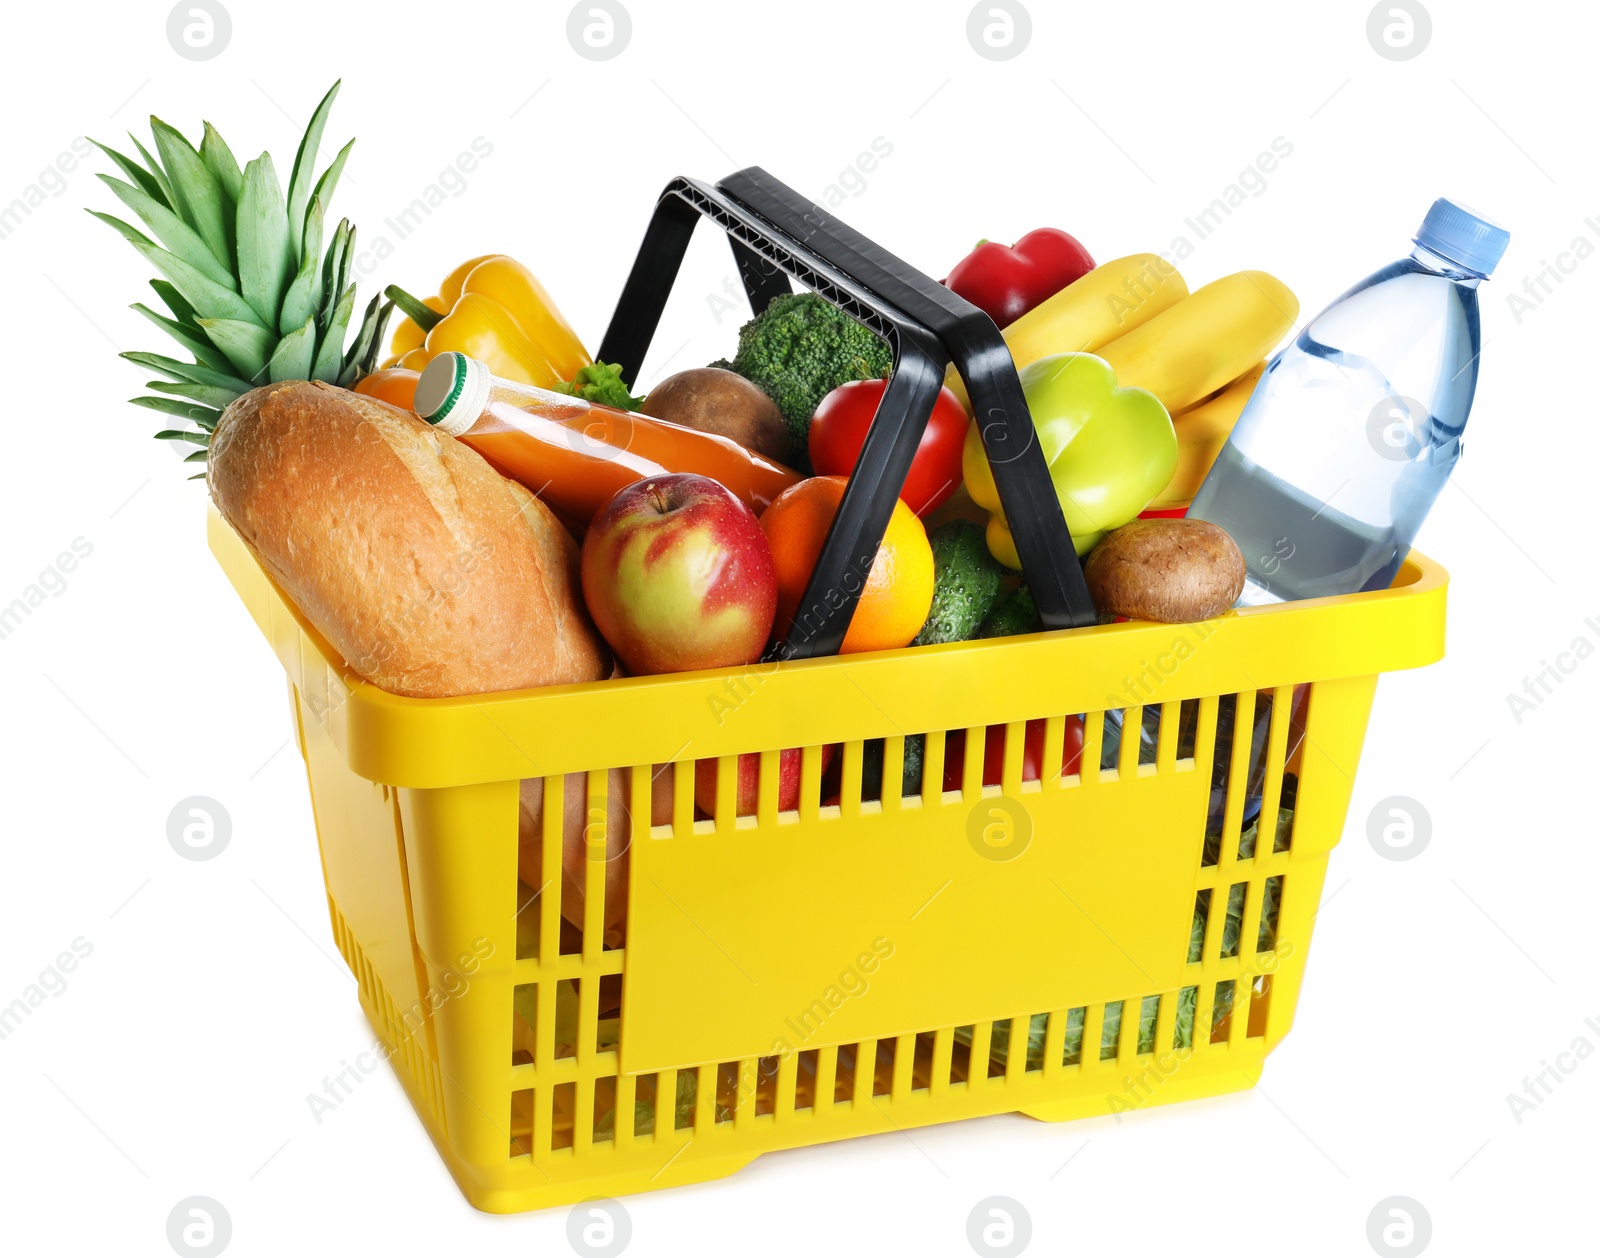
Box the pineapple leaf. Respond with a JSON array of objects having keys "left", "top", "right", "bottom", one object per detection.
[
  {"left": 359, "top": 299, "right": 396, "bottom": 379},
  {"left": 311, "top": 284, "right": 356, "bottom": 381},
  {"left": 130, "top": 303, "right": 236, "bottom": 373},
  {"left": 88, "top": 139, "right": 170, "bottom": 209},
  {"left": 340, "top": 294, "right": 392, "bottom": 386},
  {"left": 279, "top": 196, "right": 325, "bottom": 335},
  {"left": 286, "top": 81, "right": 341, "bottom": 264},
  {"left": 127, "top": 132, "right": 176, "bottom": 207},
  {"left": 199, "top": 122, "right": 243, "bottom": 204},
  {"left": 150, "top": 280, "right": 199, "bottom": 326},
  {"left": 338, "top": 294, "right": 380, "bottom": 384},
  {"left": 196, "top": 317, "right": 274, "bottom": 381},
  {"left": 306, "top": 137, "right": 354, "bottom": 241},
  {"left": 148, "top": 378, "right": 240, "bottom": 409},
  {"left": 149, "top": 117, "right": 232, "bottom": 268},
  {"left": 118, "top": 229, "right": 266, "bottom": 329},
  {"left": 92, "top": 211, "right": 263, "bottom": 330},
  {"left": 334, "top": 224, "right": 355, "bottom": 309},
  {"left": 90, "top": 213, "right": 247, "bottom": 320},
  {"left": 153, "top": 429, "right": 211, "bottom": 445},
  {"left": 87, "top": 208, "right": 157, "bottom": 249},
  {"left": 121, "top": 351, "right": 252, "bottom": 395},
  {"left": 96, "top": 174, "right": 235, "bottom": 290},
  {"left": 183, "top": 448, "right": 210, "bottom": 464},
  {"left": 129, "top": 395, "right": 221, "bottom": 425},
  {"left": 320, "top": 220, "right": 351, "bottom": 320},
  {"left": 268, "top": 316, "right": 317, "bottom": 383},
  {"left": 236, "top": 153, "right": 294, "bottom": 328},
  {"left": 188, "top": 472, "right": 208, "bottom": 480}
]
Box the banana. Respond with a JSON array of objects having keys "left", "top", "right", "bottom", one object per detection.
[
  {"left": 947, "top": 253, "right": 1188, "bottom": 410},
  {"left": 1095, "top": 271, "right": 1297, "bottom": 414},
  {"left": 1150, "top": 362, "right": 1265, "bottom": 509}
]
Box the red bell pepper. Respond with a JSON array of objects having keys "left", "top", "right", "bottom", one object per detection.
[{"left": 944, "top": 228, "right": 1096, "bottom": 327}]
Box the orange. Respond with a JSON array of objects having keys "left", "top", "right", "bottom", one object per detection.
[
  {"left": 759, "top": 476, "right": 934, "bottom": 654},
  {"left": 352, "top": 367, "right": 421, "bottom": 412}
]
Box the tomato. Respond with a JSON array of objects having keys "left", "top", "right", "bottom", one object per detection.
[
  {"left": 942, "top": 716, "right": 1085, "bottom": 791},
  {"left": 808, "top": 378, "right": 968, "bottom": 517}
]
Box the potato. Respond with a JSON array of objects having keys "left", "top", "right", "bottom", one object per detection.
[
  {"left": 643, "top": 368, "right": 792, "bottom": 464},
  {"left": 1084, "top": 519, "right": 1246, "bottom": 623}
]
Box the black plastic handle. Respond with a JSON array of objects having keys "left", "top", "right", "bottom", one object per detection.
[
  {"left": 719, "top": 169, "right": 1096, "bottom": 637},
  {"left": 597, "top": 170, "right": 1097, "bottom": 660}
]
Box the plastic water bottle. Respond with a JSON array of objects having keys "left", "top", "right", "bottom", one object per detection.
[{"left": 1190, "top": 199, "right": 1509, "bottom": 603}]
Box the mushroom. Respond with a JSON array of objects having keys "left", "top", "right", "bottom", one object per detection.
[{"left": 1084, "top": 518, "right": 1246, "bottom": 623}]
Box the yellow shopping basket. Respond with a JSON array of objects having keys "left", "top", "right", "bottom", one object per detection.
[{"left": 209, "top": 171, "right": 1448, "bottom": 1213}]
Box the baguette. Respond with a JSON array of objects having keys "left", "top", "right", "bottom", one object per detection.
[
  {"left": 208, "top": 380, "right": 609, "bottom": 697},
  {"left": 516, "top": 764, "right": 676, "bottom": 948}
]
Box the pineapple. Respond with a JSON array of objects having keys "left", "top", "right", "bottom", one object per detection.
[{"left": 90, "top": 81, "right": 391, "bottom": 477}]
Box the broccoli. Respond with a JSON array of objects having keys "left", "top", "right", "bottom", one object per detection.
[
  {"left": 977, "top": 585, "right": 1042, "bottom": 639},
  {"left": 719, "top": 292, "right": 893, "bottom": 463},
  {"left": 913, "top": 520, "right": 1006, "bottom": 647}
]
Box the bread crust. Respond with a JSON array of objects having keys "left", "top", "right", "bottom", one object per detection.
[{"left": 209, "top": 381, "right": 609, "bottom": 697}]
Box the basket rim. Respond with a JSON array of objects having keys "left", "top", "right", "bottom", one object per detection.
[{"left": 208, "top": 506, "right": 1447, "bottom": 788}]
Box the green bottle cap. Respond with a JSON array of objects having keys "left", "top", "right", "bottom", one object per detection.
[{"left": 414, "top": 352, "right": 491, "bottom": 437}]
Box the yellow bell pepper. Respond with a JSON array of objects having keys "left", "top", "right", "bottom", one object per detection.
[{"left": 381, "top": 255, "right": 591, "bottom": 389}]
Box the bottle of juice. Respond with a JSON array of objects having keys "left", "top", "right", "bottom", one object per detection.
[
  {"left": 1190, "top": 198, "right": 1509, "bottom": 603},
  {"left": 411, "top": 352, "right": 799, "bottom": 526}
]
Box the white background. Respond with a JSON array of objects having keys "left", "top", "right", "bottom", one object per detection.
[{"left": 0, "top": 1, "right": 1594, "bottom": 1254}]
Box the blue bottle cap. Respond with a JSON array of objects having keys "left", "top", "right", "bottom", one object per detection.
[{"left": 1414, "top": 198, "right": 1509, "bottom": 276}]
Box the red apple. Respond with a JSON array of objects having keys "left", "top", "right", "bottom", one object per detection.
[
  {"left": 695, "top": 745, "right": 837, "bottom": 817},
  {"left": 581, "top": 474, "right": 777, "bottom": 675}
]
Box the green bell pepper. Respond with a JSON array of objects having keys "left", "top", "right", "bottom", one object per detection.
[{"left": 962, "top": 352, "right": 1176, "bottom": 566}]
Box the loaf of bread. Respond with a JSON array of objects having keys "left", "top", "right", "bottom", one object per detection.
[
  {"left": 208, "top": 381, "right": 609, "bottom": 697},
  {"left": 516, "top": 764, "right": 676, "bottom": 948}
]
